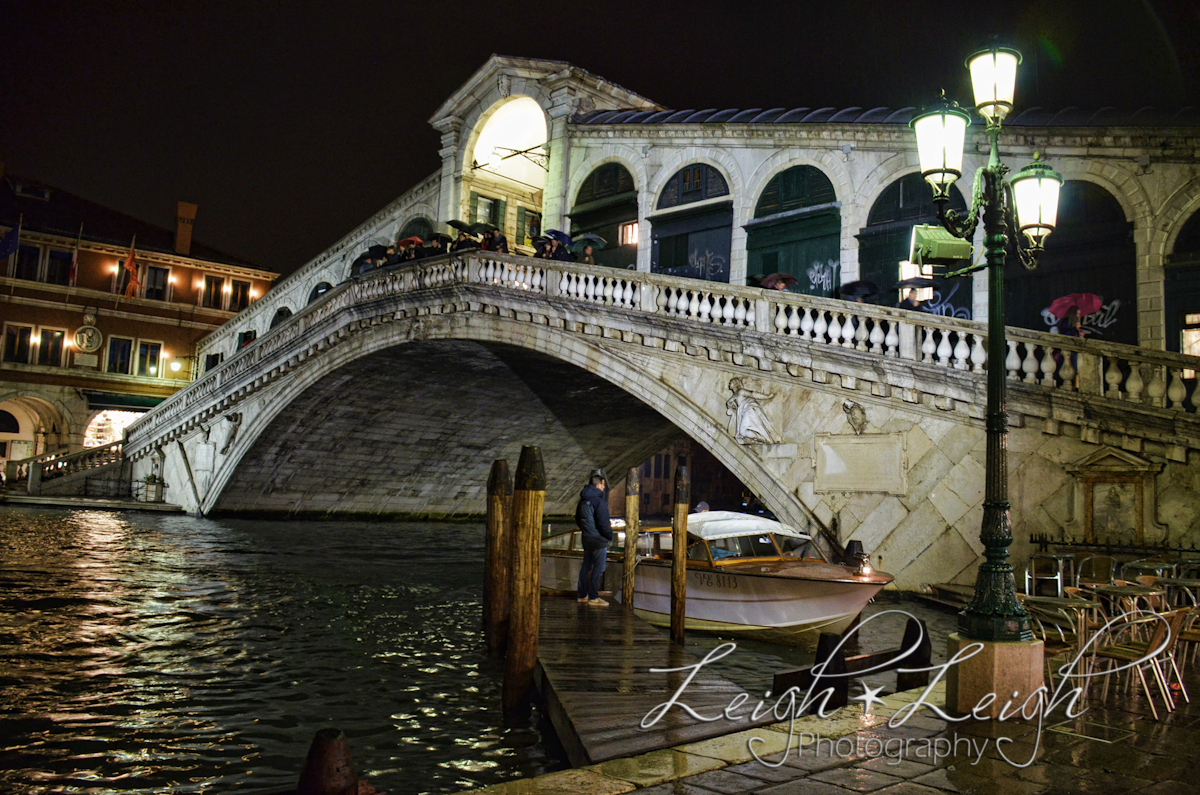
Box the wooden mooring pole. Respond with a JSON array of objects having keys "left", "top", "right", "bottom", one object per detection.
[
  {"left": 502, "top": 446, "right": 546, "bottom": 723},
  {"left": 622, "top": 466, "right": 640, "bottom": 608},
  {"left": 670, "top": 465, "right": 690, "bottom": 644},
  {"left": 484, "top": 459, "right": 513, "bottom": 656}
]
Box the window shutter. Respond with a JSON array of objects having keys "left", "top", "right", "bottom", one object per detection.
[
  {"left": 495, "top": 199, "right": 507, "bottom": 230},
  {"left": 516, "top": 206, "right": 526, "bottom": 244},
  {"left": 469, "top": 191, "right": 479, "bottom": 223}
]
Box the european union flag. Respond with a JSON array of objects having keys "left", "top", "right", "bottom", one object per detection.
[{"left": 0, "top": 224, "right": 19, "bottom": 259}]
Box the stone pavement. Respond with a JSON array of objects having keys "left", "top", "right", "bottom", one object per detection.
[{"left": 452, "top": 665, "right": 1200, "bottom": 795}]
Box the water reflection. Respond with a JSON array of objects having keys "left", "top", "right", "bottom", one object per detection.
[{"left": 0, "top": 508, "right": 562, "bottom": 794}]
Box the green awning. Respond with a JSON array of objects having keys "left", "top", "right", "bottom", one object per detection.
[{"left": 82, "top": 391, "right": 164, "bottom": 411}]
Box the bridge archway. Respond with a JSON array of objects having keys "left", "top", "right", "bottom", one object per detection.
[
  {"left": 650, "top": 163, "right": 733, "bottom": 283},
  {"left": 1166, "top": 207, "right": 1200, "bottom": 356},
  {"left": 569, "top": 162, "right": 638, "bottom": 270},
  {"left": 745, "top": 165, "right": 840, "bottom": 297}
]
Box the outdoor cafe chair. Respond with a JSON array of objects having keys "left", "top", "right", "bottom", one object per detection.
[
  {"left": 1075, "top": 555, "right": 1116, "bottom": 588},
  {"left": 1092, "top": 609, "right": 1186, "bottom": 720}
]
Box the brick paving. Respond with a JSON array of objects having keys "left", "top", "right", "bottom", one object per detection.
[{"left": 456, "top": 659, "right": 1200, "bottom": 795}]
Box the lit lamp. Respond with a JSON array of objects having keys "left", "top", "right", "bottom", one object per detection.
[{"left": 910, "top": 44, "right": 1062, "bottom": 650}]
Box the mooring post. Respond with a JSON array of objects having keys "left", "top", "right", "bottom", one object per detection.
[
  {"left": 502, "top": 446, "right": 546, "bottom": 723},
  {"left": 484, "top": 459, "right": 513, "bottom": 656},
  {"left": 670, "top": 464, "right": 690, "bottom": 644},
  {"left": 623, "top": 466, "right": 640, "bottom": 608}
]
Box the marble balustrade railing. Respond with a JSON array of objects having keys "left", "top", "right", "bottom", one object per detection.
[
  {"left": 37, "top": 441, "right": 124, "bottom": 482},
  {"left": 142, "top": 252, "right": 1200, "bottom": 448},
  {"left": 4, "top": 447, "right": 69, "bottom": 484}
]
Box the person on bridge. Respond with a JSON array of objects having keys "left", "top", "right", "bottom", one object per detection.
[
  {"left": 575, "top": 470, "right": 612, "bottom": 606},
  {"left": 491, "top": 227, "right": 509, "bottom": 254}
]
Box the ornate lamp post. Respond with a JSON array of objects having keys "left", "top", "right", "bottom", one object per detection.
[{"left": 911, "top": 46, "right": 1063, "bottom": 643}]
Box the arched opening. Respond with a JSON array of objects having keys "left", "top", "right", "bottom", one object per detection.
[
  {"left": 83, "top": 410, "right": 143, "bottom": 447},
  {"left": 650, "top": 164, "right": 732, "bottom": 282},
  {"left": 0, "top": 409, "right": 17, "bottom": 434},
  {"left": 1166, "top": 208, "right": 1200, "bottom": 357},
  {"left": 746, "top": 166, "right": 840, "bottom": 296},
  {"left": 569, "top": 163, "right": 638, "bottom": 269},
  {"left": 0, "top": 397, "right": 62, "bottom": 464},
  {"left": 399, "top": 218, "right": 434, "bottom": 243},
  {"left": 857, "top": 174, "right": 969, "bottom": 314},
  {"left": 1004, "top": 181, "right": 1136, "bottom": 344},
  {"left": 464, "top": 97, "right": 548, "bottom": 250},
  {"left": 308, "top": 283, "right": 333, "bottom": 305},
  {"left": 270, "top": 307, "right": 294, "bottom": 329}
]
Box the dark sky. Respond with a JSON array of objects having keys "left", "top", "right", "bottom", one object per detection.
[{"left": 2, "top": 1, "right": 1197, "bottom": 277}]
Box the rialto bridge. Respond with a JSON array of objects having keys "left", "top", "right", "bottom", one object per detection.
[{"left": 122, "top": 252, "right": 1200, "bottom": 590}]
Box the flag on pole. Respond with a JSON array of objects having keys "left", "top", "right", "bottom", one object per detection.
[
  {"left": 0, "top": 215, "right": 21, "bottom": 260},
  {"left": 122, "top": 235, "right": 139, "bottom": 298},
  {"left": 68, "top": 223, "right": 83, "bottom": 285}
]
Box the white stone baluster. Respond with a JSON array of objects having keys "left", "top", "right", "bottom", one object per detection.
[
  {"left": 884, "top": 320, "right": 898, "bottom": 357},
  {"left": 921, "top": 326, "right": 937, "bottom": 363},
  {"left": 1125, "top": 362, "right": 1145, "bottom": 403},
  {"left": 813, "top": 310, "right": 828, "bottom": 343},
  {"left": 623, "top": 281, "right": 634, "bottom": 308},
  {"left": 1057, "top": 351, "right": 1076, "bottom": 389},
  {"left": 774, "top": 304, "right": 788, "bottom": 334},
  {"left": 854, "top": 316, "right": 869, "bottom": 351},
  {"left": 1006, "top": 340, "right": 1021, "bottom": 380},
  {"left": 735, "top": 298, "right": 748, "bottom": 326},
  {"left": 1021, "top": 344, "right": 1039, "bottom": 383},
  {"left": 1039, "top": 345, "right": 1058, "bottom": 385},
  {"left": 953, "top": 333, "right": 971, "bottom": 370},
  {"left": 869, "top": 320, "right": 884, "bottom": 354},
  {"left": 722, "top": 296, "right": 735, "bottom": 325},
  {"left": 664, "top": 287, "right": 676, "bottom": 314},
  {"left": 937, "top": 330, "right": 953, "bottom": 367},
  {"left": 799, "top": 307, "right": 813, "bottom": 339},
  {"left": 699, "top": 292, "right": 712, "bottom": 322},
  {"left": 1146, "top": 366, "right": 1167, "bottom": 407},
  {"left": 1104, "top": 358, "right": 1124, "bottom": 398},
  {"left": 970, "top": 334, "right": 986, "bottom": 373},
  {"left": 603, "top": 278, "right": 615, "bottom": 305},
  {"left": 827, "top": 313, "right": 842, "bottom": 346},
  {"left": 688, "top": 290, "right": 700, "bottom": 319},
  {"left": 1168, "top": 368, "right": 1187, "bottom": 409}
]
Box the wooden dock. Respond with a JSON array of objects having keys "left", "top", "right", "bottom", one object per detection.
[{"left": 535, "top": 595, "right": 771, "bottom": 766}]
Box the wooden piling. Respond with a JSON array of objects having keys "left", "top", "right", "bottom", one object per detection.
[
  {"left": 670, "top": 465, "right": 690, "bottom": 644},
  {"left": 484, "top": 459, "right": 513, "bottom": 656},
  {"left": 502, "top": 446, "right": 546, "bottom": 723},
  {"left": 622, "top": 467, "right": 640, "bottom": 608}
]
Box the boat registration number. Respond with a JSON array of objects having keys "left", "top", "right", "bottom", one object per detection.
[{"left": 693, "top": 572, "right": 738, "bottom": 589}]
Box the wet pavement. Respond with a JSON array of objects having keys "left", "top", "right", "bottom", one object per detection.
[{"left": 454, "top": 650, "right": 1200, "bottom": 795}]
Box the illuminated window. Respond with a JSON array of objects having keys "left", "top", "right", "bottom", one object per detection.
[
  {"left": 1183, "top": 313, "right": 1200, "bottom": 378},
  {"left": 136, "top": 341, "right": 163, "bottom": 377},
  {"left": 35, "top": 328, "right": 65, "bottom": 367},
  {"left": 202, "top": 275, "right": 224, "bottom": 309},
  {"left": 107, "top": 337, "right": 133, "bottom": 374},
  {"left": 3, "top": 324, "right": 33, "bottom": 364},
  {"left": 620, "top": 221, "right": 639, "bottom": 246},
  {"left": 230, "top": 280, "right": 251, "bottom": 312}
]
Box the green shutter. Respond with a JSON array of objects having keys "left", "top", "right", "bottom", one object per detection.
[
  {"left": 516, "top": 206, "right": 526, "bottom": 244},
  {"left": 469, "top": 191, "right": 479, "bottom": 223},
  {"left": 495, "top": 199, "right": 507, "bottom": 230}
]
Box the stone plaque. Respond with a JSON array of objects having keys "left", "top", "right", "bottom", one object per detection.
[
  {"left": 814, "top": 433, "right": 906, "bottom": 495},
  {"left": 72, "top": 352, "right": 98, "bottom": 367},
  {"left": 194, "top": 443, "right": 216, "bottom": 473}
]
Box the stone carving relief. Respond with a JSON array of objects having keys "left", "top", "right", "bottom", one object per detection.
[
  {"left": 497, "top": 74, "right": 511, "bottom": 98},
  {"left": 1064, "top": 447, "right": 1165, "bottom": 544},
  {"left": 726, "top": 377, "right": 780, "bottom": 445},
  {"left": 219, "top": 412, "right": 243, "bottom": 455},
  {"left": 842, "top": 400, "right": 868, "bottom": 435}
]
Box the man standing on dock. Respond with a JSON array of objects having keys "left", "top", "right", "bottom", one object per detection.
[{"left": 575, "top": 471, "right": 612, "bottom": 606}]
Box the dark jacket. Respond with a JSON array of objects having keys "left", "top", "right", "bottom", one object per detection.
[{"left": 575, "top": 484, "right": 612, "bottom": 549}]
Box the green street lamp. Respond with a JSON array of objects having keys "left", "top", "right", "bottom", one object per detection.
[{"left": 911, "top": 45, "right": 1063, "bottom": 642}]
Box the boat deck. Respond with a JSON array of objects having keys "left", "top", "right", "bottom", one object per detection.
[{"left": 535, "top": 595, "right": 772, "bottom": 766}]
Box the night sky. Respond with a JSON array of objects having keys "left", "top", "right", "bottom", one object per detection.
[{"left": 2, "top": 1, "right": 1197, "bottom": 278}]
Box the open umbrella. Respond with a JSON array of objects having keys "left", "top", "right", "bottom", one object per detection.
[
  {"left": 760, "top": 273, "right": 797, "bottom": 290},
  {"left": 1048, "top": 293, "right": 1103, "bottom": 319},
  {"left": 469, "top": 222, "right": 493, "bottom": 235},
  {"left": 396, "top": 236, "right": 424, "bottom": 248},
  {"left": 544, "top": 229, "right": 573, "bottom": 245},
  {"left": 570, "top": 232, "right": 607, "bottom": 250},
  {"left": 838, "top": 280, "right": 878, "bottom": 298},
  {"left": 895, "top": 277, "right": 936, "bottom": 290},
  {"left": 426, "top": 232, "right": 453, "bottom": 245},
  {"left": 447, "top": 220, "right": 473, "bottom": 234},
  {"left": 366, "top": 244, "right": 389, "bottom": 259}
]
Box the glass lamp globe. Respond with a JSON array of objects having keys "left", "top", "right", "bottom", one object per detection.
[
  {"left": 967, "top": 46, "right": 1021, "bottom": 125},
  {"left": 1010, "top": 155, "right": 1063, "bottom": 248},
  {"left": 910, "top": 97, "right": 971, "bottom": 196}
]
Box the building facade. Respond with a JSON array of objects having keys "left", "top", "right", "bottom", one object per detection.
[{"left": 0, "top": 171, "right": 277, "bottom": 472}]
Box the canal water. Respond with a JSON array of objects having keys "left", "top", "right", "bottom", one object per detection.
[{"left": 0, "top": 508, "right": 957, "bottom": 795}]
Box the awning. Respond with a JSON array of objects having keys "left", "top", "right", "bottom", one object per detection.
[{"left": 82, "top": 391, "right": 164, "bottom": 412}]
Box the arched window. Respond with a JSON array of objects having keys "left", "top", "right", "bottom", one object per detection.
[
  {"left": 569, "top": 163, "right": 638, "bottom": 269},
  {"left": 747, "top": 166, "right": 840, "bottom": 296},
  {"left": 1005, "top": 181, "right": 1135, "bottom": 344},
  {"left": 1164, "top": 208, "right": 1200, "bottom": 356},
  {"left": 656, "top": 164, "right": 729, "bottom": 210},
  {"left": 857, "top": 174, "right": 968, "bottom": 314},
  {"left": 399, "top": 218, "right": 434, "bottom": 242},
  {"left": 269, "top": 307, "right": 293, "bottom": 329},
  {"left": 308, "top": 282, "right": 333, "bottom": 305},
  {"left": 651, "top": 165, "right": 733, "bottom": 283},
  {"left": 0, "top": 409, "right": 18, "bottom": 434}
]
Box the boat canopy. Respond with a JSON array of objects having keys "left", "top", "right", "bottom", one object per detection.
[{"left": 685, "top": 511, "right": 811, "bottom": 542}]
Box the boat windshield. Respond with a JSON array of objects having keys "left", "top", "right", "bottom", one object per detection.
[{"left": 701, "top": 533, "right": 781, "bottom": 561}]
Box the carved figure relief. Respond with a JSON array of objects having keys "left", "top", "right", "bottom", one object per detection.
[
  {"left": 726, "top": 377, "right": 780, "bottom": 445},
  {"left": 497, "top": 74, "right": 511, "bottom": 98},
  {"left": 842, "top": 400, "right": 868, "bottom": 435},
  {"left": 220, "top": 412, "right": 243, "bottom": 455}
]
